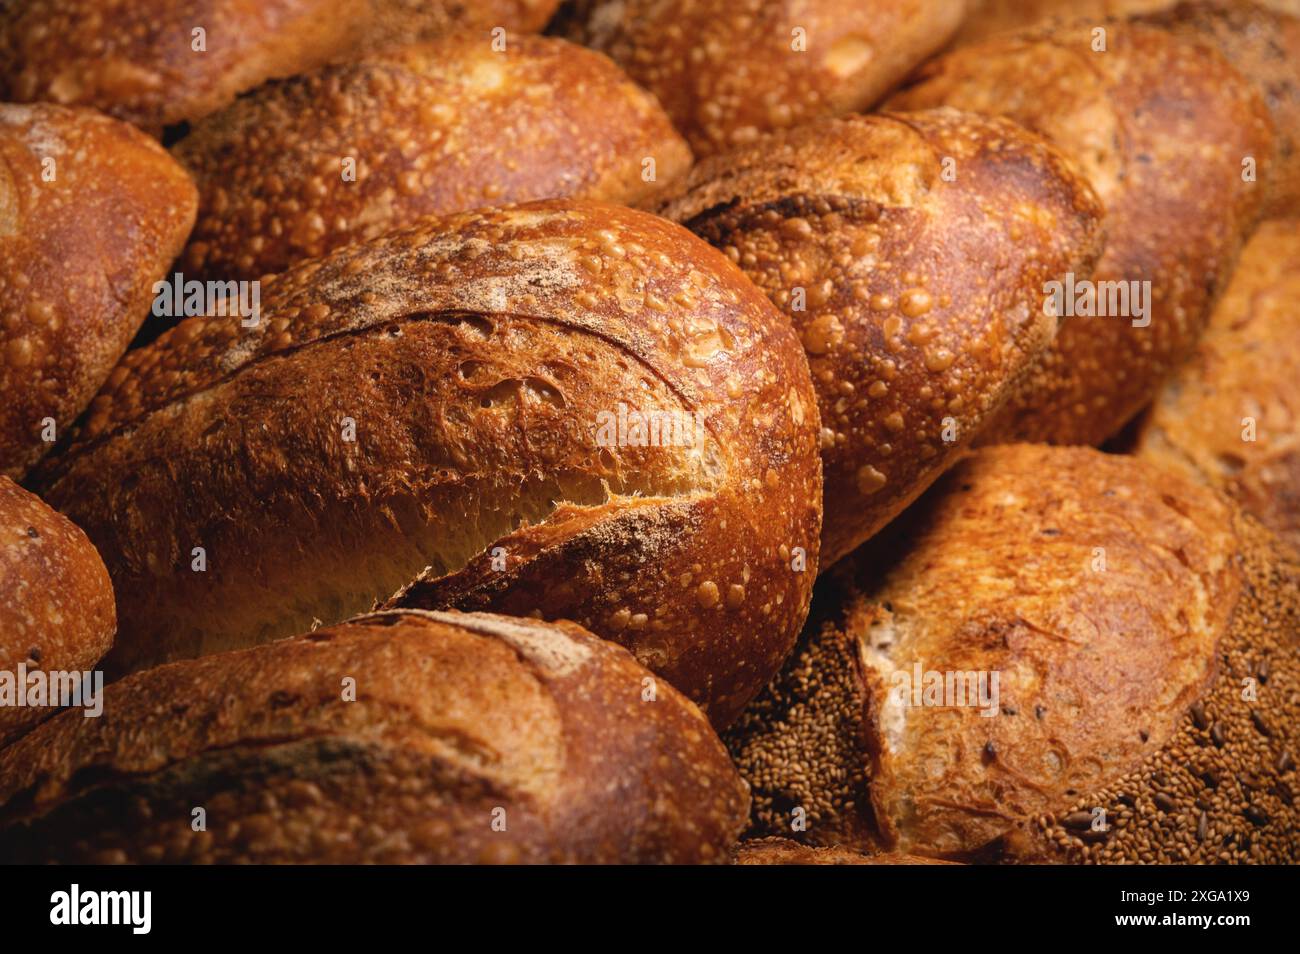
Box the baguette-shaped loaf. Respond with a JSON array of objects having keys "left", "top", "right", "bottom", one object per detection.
[
  {"left": 661, "top": 110, "right": 1105, "bottom": 564},
  {"left": 0, "top": 103, "right": 197, "bottom": 479},
  {"left": 558, "top": 0, "right": 967, "bottom": 157},
  {"left": 727, "top": 446, "right": 1300, "bottom": 863},
  {"left": 0, "top": 0, "right": 362, "bottom": 135},
  {"left": 174, "top": 36, "right": 692, "bottom": 281},
  {"left": 890, "top": 22, "right": 1274, "bottom": 446},
  {"left": 0, "top": 610, "right": 748, "bottom": 864},
  {"left": 32, "top": 200, "right": 822, "bottom": 728},
  {"left": 0, "top": 478, "right": 115, "bottom": 746},
  {"left": 1135, "top": 220, "right": 1300, "bottom": 555}
]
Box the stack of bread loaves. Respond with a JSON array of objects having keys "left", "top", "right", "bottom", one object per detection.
[{"left": 0, "top": 0, "right": 1296, "bottom": 865}]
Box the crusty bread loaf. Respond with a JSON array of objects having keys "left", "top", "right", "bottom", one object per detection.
[
  {"left": 734, "top": 837, "right": 957, "bottom": 865},
  {"left": 1135, "top": 2, "right": 1300, "bottom": 217},
  {"left": 174, "top": 36, "right": 692, "bottom": 281},
  {"left": 0, "top": 0, "right": 363, "bottom": 135},
  {"left": 557, "top": 0, "right": 967, "bottom": 157},
  {"left": 0, "top": 103, "right": 197, "bottom": 480},
  {"left": 661, "top": 109, "right": 1105, "bottom": 565},
  {"left": 1135, "top": 220, "right": 1300, "bottom": 556},
  {"left": 32, "top": 200, "right": 822, "bottom": 728},
  {"left": 361, "top": 0, "right": 561, "bottom": 52},
  {"left": 0, "top": 478, "right": 115, "bottom": 746},
  {"left": 0, "top": 609, "right": 748, "bottom": 863},
  {"left": 954, "top": 0, "right": 1300, "bottom": 47},
  {"left": 890, "top": 21, "right": 1274, "bottom": 446},
  {"left": 727, "top": 445, "right": 1300, "bottom": 863}
]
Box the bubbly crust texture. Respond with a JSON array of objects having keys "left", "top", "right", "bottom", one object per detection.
[
  {"left": 174, "top": 35, "right": 693, "bottom": 281},
  {"left": 890, "top": 21, "right": 1274, "bottom": 446},
  {"left": 728, "top": 446, "right": 1299, "bottom": 862},
  {"left": 734, "top": 837, "right": 957, "bottom": 865},
  {"left": 661, "top": 109, "right": 1105, "bottom": 565},
  {"left": 0, "top": 478, "right": 115, "bottom": 745},
  {"left": 1135, "top": 220, "right": 1300, "bottom": 557},
  {"left": 0, "top": 610, "right": 749, "bottom": 864},
  {"left": 0, "top": 103, "right": 197, "bottom": 479},
  {"left": 32, "top": 200, "right": 822, "bottom": 727},
  {"left": 1136, "top": 1, "right": 1300, "bottom": 217},
  {"left": 0, "top": 0, "right": 366, "bottom": 134},
  {"left": 557, "top": 0, "right": 968, "bottom": 157}
]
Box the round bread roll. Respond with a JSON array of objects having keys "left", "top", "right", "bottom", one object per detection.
[
  {"left": 727, "top": 445, "right": 1300, "bottom": 863},
  {"left": 661, "top": 109, "right": 1105, "bottom": 565},
  {"left": 0, "top": 478, "right": 115, "bottom": 746},
  {"left": 1135, "top": 219, "right": 1300, "bottom": 556},
  {"left": 0, "top": 103, "right": 197, "bottom": 480},
  {"left": 32, "top": 200, "right": 822, "bottom": 728},
  {"left": 0, "top": 0, "right": 362, "bottom": 135},
  {"left": 889, "top": 21, "right": 1274, "bottom": 447},
  {"left": 557, "top": 0, "right": 967, "bottom": 157},
  {"left": 174, "top": 35, "right": 692, "bottom": 282},
  {"left": 0, "top": 609, "right": 748, "bottom": 864},
  {"left": 734, "top": 837, "right": 957, "bottom": 865}
]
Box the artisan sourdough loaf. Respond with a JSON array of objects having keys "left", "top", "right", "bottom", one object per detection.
[
  {"left": 727, "top": 445, "right": 1300, "bottom": 863},
  {"left": 32, "top": 200, "right": 822, "bottom": 728},
  {"left": 0, "top": 610, "right": 748, "bottom": 863},
  {"left": 557, "top": 0, "right": 967, "bottom": 157},
  {"left": 1135, "top": 220, "right": 1300, "bottom": 556},
  {"left": 662, "top": 109, "right": 1105, "bottom": 564},
  {"left": 0, "top": 103, "right": 197, "bottom": 479},
  {"left": 0, "top": 478, "right": 115, "bottom": 746},
  {"left": 890, "top": 21, "right": 1274, "bottom": 446},
  {"left": 174, "top": 35, "right": 692, "bottom": 281}
]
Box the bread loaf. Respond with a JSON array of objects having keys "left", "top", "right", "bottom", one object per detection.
[
  {"left": 360, "top": 0, "right": 561, "bottom": 52},
  {"left": 32, "top": 200, "right": 822, "bottom": 728},
  {"left": 661, "top": 109, "right": 1105, "bottom": 564},
  {"left": 174, "top": 36, "right": 692, "bottom": 282},
  {"left": 0, "top": 609, "right": 748, "bottom": 863},
  {"left": 0, "top": 478, "right": 115, "bottom": 746},
  {"left": 0, "top": 103, "right": 197, "bottom": 479},
  {"left": 889, "top": 21, "right": 1274, "bottom": 446},
  {"left": 0, "top": 0, "right": 363, "bottom": 135},
  {"left": 1135, "top": 2, "right": 1300, "bottom": 217},
  {"left": 734, "top": 837, "right": 957, "bottom": 865},
  {"left": 557, "top": 0, "right": 967, "bottom": 157},
  {"left": 727, "top": 445, "right": 1300, "bottom": 863},
  {"left": 1135, "top": 220, "right": 1300, "bottom": 555}
]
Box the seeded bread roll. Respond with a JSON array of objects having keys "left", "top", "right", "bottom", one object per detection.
[
  {"left": 0, "top": 478, "right": 115, "bottom": 746},
  {"left": 0, "top": 0, "right": 366, "bottom": 135},
  {"left": 1135, "top": 2, "right": 1300, "bottom": 217},
  {"left": 734, "top": 837, "right": 957, "bottom": 865},
  {"left": 1135, "top": 220, "right": 1300, "bottom": 556},
  {"left": 0, "top": 103, "right": 197, "bottom": 480},
  {"left": 889, "top": 21, "right": 1274, "bottom": 446},
  {"left": 174, "top": 36, "right": 692, "bottom": 282},
  {"left": 557, "top": 0, "right": 967, "bottom": 158},
  {"left": 661, "top": 109, "right": 1105, "bottom": 565},
  {"left": 0, "top": 609, "right": 748, "bottom": 863},
  {"left": 32, "top": 200, "right": 822, "bottom": 728},
  {"left": 727, "top": 445, "right": 1300, "bottom": 863}
]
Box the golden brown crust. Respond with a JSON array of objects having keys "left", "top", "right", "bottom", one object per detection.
[
  {"left": 0, "top": 0, "right": 367, "bottom": 134},
  {"left": 1135, "top": 2, "right": 1300, "bottom": 217},
  {"left": 890, "top": 21, "right": 1274, "bottom": 446},
  {"left": 661, "top": 109, "right": 1105, "bottom": 564},
  {"left": 558, "top": 0, "right": 967, "bottom": 157},
  {"left": 1135, "top": 220, "right": 1300, "bottom": 556},
  {"left": 0, "top": 610, "right": 748, "bottom": 863},
  {"left": 360, "top": 0, "right": 561, "bottom": 52},
  {"left": 32, "top": 200, "right": 822, "bottom": 728},
  {"left": 0, "top": 103, "right": 197, "bottom": 479},
  {"left": 174, "top": 35, "right": 693, "bottom": 282},
  {"left": 734, "top": 837, "right": 957, "bottom": 865},
  {"left": 728, "top": 446, "right": 1299, "bottom": 862},
  {"left": 0, "top": 478, "right": 115, "bottom": 745}
]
